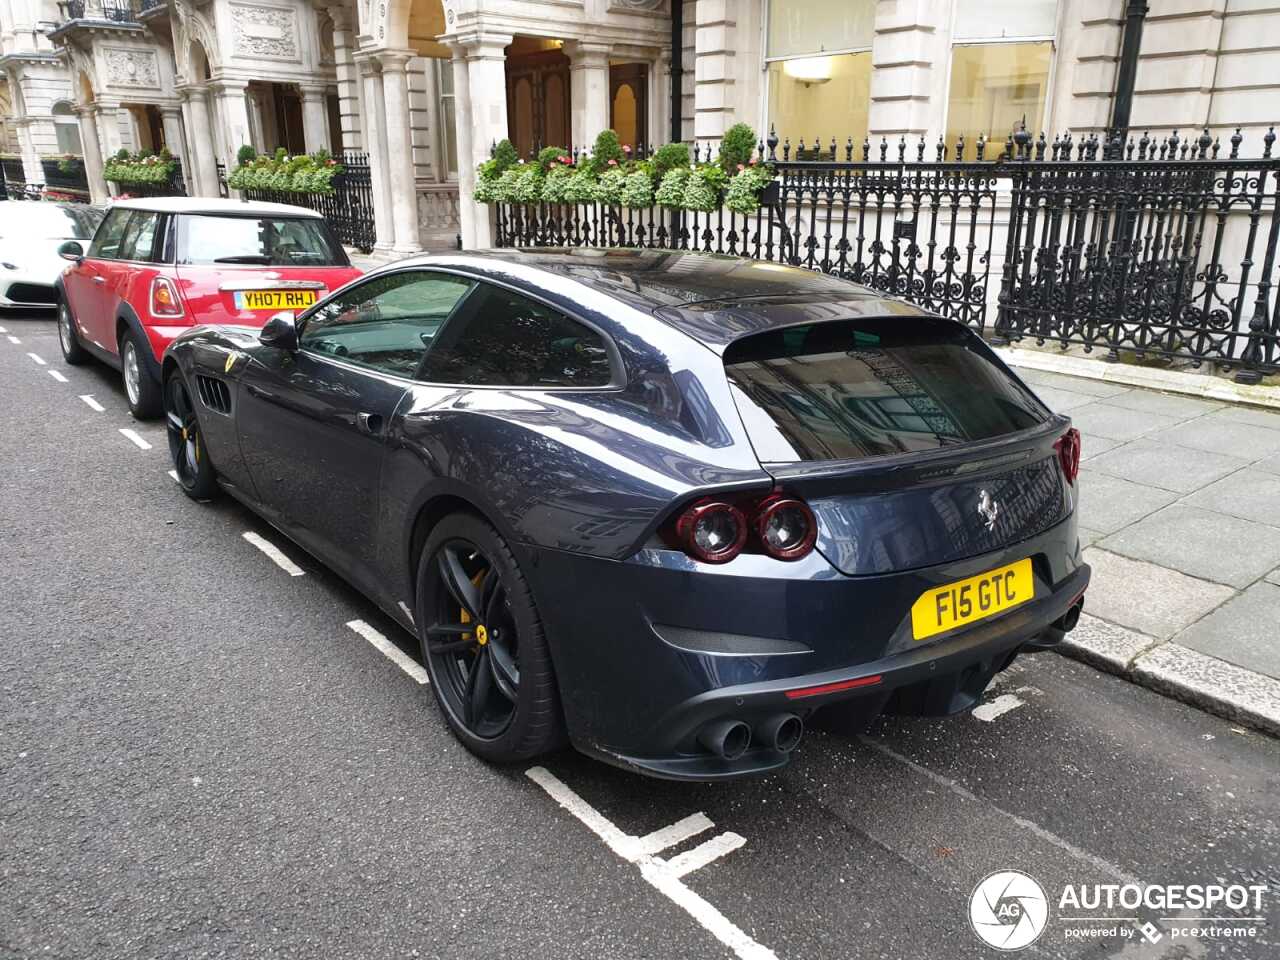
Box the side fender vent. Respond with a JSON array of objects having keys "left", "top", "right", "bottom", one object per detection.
[{"left": 194, "top": 374, "right": 232, "bottom": 416}]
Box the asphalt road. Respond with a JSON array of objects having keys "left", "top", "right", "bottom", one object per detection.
[{"left": 2, "top": 311, "right": 1279, "bottom": 960}]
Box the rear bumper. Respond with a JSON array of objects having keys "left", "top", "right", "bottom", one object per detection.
[{"left": 525, "top": 514, "right": 1089, "bottom": 781}]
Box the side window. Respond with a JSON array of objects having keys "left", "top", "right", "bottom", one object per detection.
[
  {"left": 88, "top": 208, "right": 131, "bottom": 260},
  {"left": 299, "top": 270, "right": 474, "bottom": 378},
  {"left": 116, "top": 211, "right": 160, "bottom": 262},
  {"left": 420, "top": 283, "right": 614, "bottom": 388}
]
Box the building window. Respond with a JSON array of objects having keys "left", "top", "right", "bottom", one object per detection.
[
  {"left": 945, "top": 0, "right": 1057, "bottom": 157},
  {"left": 436, "top": 59, "right": 458, "bottom": 179},
  {"left": 52, "top": 101, "right": 83, "bottom": 156},
  {"left": 765, "top": 0, "right": 875, "bottom": 150}
]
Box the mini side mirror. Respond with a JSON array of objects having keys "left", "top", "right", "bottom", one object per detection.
[
  {"left": 259, "top": 311, "right": 298, "bottom": 351},
  {"left": 58, "top": 240, "right": 84, "bottom": 263}
]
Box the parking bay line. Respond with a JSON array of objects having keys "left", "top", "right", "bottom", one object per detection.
[
  {"left": 47, "top": 369, "right": 68, "bottom": 383},
  {"left": 527, "top": 766, "right": 777, "bottom": 960},
  {"left": 167, "top": 469, "right": 179, "bottom": 482},
  {"left": 26, "top": 352, "right": 46, "bottom": 365},
  {"left": 79, "top": 395, "right": 105, "bottom": 412},
  {"left": 241, "top": 531, "right": 305, "bottom": 577},
  {"left": 118, "top": 428, "right": 152, "bottom": 451},
  {"left": 6, "top": 335, "right": 19, "bottom": 344},
  {"left": 345, "top": 619, "right": 429, "bottom": 685},
  {"left": 972, "top": 693, "right": 1025, "bottom": 722}
]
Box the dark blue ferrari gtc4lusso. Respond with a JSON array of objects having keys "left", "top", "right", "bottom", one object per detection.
[{"left": 162, "top": 249, "right": 1089, "bottom": 781}]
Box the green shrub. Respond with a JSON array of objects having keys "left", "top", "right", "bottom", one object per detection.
[
  {"left": 493, "top": 138, "right": 519, "bottom": 170},
  {"left": 564, "top": 167, "right": 599, "bottom": 203},
  {"left": 226, "top": 152, "right": 343, "bottom": 195},
  {"left": 718, "top": 123, "right": 757, "bottom": 173},
  {"left": 724, "top": 163, "right": 774, "bottom": 213},
  {"left": 236, "top": 144, "right": 257, "bottom": 166},
  {"left": 103, "top": 150, "right": 178, "bottom": 186},
  {"left": 512, "top": 165, "right": 545, "bottom": 203},
  {"left": 620, "top": 169, "right": 655, "bottom": 208},
  {"left": 655, "top": 167, "right": 691, "bottom": 208},
  {"left": 681, "top": 167, "right": 723, "bottom": 212},
  {"left": 536, "top": 146, "right": 569, "bottom": 171},
  {"left": 594, "top": 168, "right": 628, "bottom": 205},
  {"left": 652, "top": 142, "right": 690, "bottom": 179},
  {"left": 540, "top": 164, "right": 574, "bottom": 202},
  {"left": 591, "top": 129, "right": 625, "bottom": 170}
]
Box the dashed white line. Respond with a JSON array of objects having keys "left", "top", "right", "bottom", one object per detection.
[
  {"left": 47, "top": 369, "right": 68, "bottom": 383},
  {"left": 0, "top": 324, "right": 7, "bottom": 332},
  {"left": 636, "top": 813, "right": 714, "bottom": 856},
  {"left": 26, "top": 352, "right": 46, "bottom": 365},
  {"left": 118, "top": 428, "right": 152, "bottom": 450},
  {"left": 345, "top": 619, "right": 430, "bottom": 684},
  {"left": 79, "top": 394, "right": 105, "bottom": 412},
  {"left": 661, "top": 832, "right": 748, "bottom": 880},
  {"left": 241, "top": 531, "right": 305, "bottom": 577},
  {"left": 6, "top": 335, "right": 20, "bottom": 344},
  {"left": 527, "top": 767, "right": 775, "bottom": 960},
  {"left": 972, "top": 693, "right": 1026, "bottom": 722}
]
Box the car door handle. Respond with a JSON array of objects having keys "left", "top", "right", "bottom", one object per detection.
[{"left": 356, "top": 412, "right": 384, "bottom": 436}]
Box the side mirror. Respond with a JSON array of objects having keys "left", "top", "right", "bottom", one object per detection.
[
  {"left": 259, "top": 311, "right": 298, "bottom": 351},
  {"left": 58, "top": 240, "right": 84, "bottom": 263}
]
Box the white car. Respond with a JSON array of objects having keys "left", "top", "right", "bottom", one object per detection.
[{"left": 0, "top": 202, "right": 106, "bottom": 312}]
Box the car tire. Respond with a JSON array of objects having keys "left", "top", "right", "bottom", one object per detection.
[
  {"left": 120, "top": 327, "right": 162, "bottom": 419},
  {"left": 416, "top": 512, "right": 566, "bottom": 764},
  {"left": 164, "top": 369, "right": 219, "bottom": 500},
  {"left": 57, "top": 299, "right": 88, "bottom": 365}
]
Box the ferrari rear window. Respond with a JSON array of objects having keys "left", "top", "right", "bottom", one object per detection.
[
  {"left": 177, "top": 215, "right": 344, "bottom": 267},
  {"left": 723, "top": 317, "right": 1049, "bottom": 464}
]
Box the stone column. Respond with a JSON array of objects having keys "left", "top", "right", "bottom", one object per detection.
[
  {"left": 868, "top": 1, "right": 945, "bottom": 143},
  {"left": 159, "top": 104, "right": 186, "bottom": 168},
  {"left": 462, "top": 33, "right": 512, "bottom": 248},
  {"left": 13, "top": 118, "right": 42, "bottom": 189},
  {"left": 565, "top": 40, "right": 611, "bottom": 152},
  {"left": 74, "top": 105, "right": 108, "bottom": 203},
  {"left": 356, "top": 54, "right": 394, "bottom": 252},
  {"left": 328, "top": 5, "right": 362, "bottom": 152},
  {"left": 378, "top": 51, "right": 421, "bottom": 253},
  {"left": 449, "top": 47, "right": 477, "bottom": 250},
  {"left": 650, "top": 50, "right": 671, "bottom": 151},
  {"left": 95, "top": 100, "right": 125, "bottom": 158},
  {"left": 179, "top": 85, "right": 220, "bottom": 198},
  {"left": 246, "top": 87, "right": 268, "bottom": 153},
  {"left": 300, "top": 82, "right": 331, "bottom": 154},
  {"left": 211, "top": 79, "right": 252, "bottom": 165}
]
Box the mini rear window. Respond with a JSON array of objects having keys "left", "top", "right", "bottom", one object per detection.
[
  {"left": 177, "top": 215, "right": 345, "bottom": 267},
  {"left": 724, "top": 317, "right": 1049, "bottom": 463}
]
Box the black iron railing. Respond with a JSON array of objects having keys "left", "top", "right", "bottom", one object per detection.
[
  {"left": 101, "top": 0, "right": 139, "bottom": 22},
  {"left": 495, "top": 128, "right": 1280, "bottom": 381},
  {"left": 1, "top": 157, "right": 31, "bottom": 200},
  {"left": 238, "top": 153, "right": 377, "bottom": 253},
  {"left": 41, "top": 158, "right": 90, "bottom": 197}
]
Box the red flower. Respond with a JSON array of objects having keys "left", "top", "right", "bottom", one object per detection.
[
  {"left": 623, "top": 144, "right": 632, "bottom": 154},
  {"left": 737, "top": 163, "right": 745, "bottom": 171},
  {"left": 608, "top": 159, "right": 618, "bottom": 167}
]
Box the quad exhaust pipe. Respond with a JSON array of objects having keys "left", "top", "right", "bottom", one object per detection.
[{"left": 698, "top": 714, "right": 804, "bottom": 761}]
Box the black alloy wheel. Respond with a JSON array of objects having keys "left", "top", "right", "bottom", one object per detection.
[
  {"left": 417, "top": 513, "right": 563, "bottom": 762},
  {"left": 165, "top": 372, "right": 218, "bottom": 499}
]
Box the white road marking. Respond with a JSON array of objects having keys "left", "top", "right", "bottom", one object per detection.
[
  {"left": 118, "top": 428, "right": 152, "bottom": 450},
  {"left": 167, "top": 469, "right": 179, "bottom": 483},
  {"left": 6, "top": 335, "right": 20, "bottom": 344},
  {"left": 0, "top": 325, "right": 6, "bottom": 332},
  {"left": 635, "top": 813, "right": 714, "bottom": 856},
  {"left": 241, "top": 531, "right": 305, "bottom": 577},
  {"left": 47, "top": 369, "right": 68, "bottom": 383},
  {"left": 26, "top": 352, "right": 46, "bottom": 365},
  {"left": 972, "top": 693, "right": 1026, "bottom": 722},
  {"left": 660, "top": 832, "right": 748, "bottom": 880},
  {"left": 345, "top": 619, "right": 429, "bottom": 685},
  {"left": 527, "top": 767, "right": 775, "bottom": 960},
  {"left": 79, "top": 394, "right": 105, "bottom": 412}
]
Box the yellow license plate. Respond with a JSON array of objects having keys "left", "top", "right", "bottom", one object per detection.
[
  {"left": 234, "top": 289, "right": 318, "bottom": 311},
  {"left": 910, "top": 558, "right": 1033, "bottom": 641}
]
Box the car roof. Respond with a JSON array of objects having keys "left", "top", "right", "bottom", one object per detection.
[
  {"left": 108, "top": 196, "right": 325, "bottom": 218},
  {"left": 390, "top": 248, "right": 926, "bottom": 352}
]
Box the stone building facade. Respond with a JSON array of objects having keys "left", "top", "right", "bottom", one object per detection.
[{"left": 3, "top": 1, "right": 1279, "bottom": 254}]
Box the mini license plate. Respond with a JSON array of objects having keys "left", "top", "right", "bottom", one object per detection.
[
  {"left": 234, "top": 289, "right": 318, "bottom": 311},
  {"left": 910, "top": 558, "right": 1033, "bottom": 641}
]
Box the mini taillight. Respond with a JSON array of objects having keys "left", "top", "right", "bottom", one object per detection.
[
  {"left": 669, "top": 491, "right": 818, "bottom": 564},
  {"left": 755, "top": 494, "right": 818, "bottom": 561},
  {"left": 675, "top": 499, "right": 748, "bottom": 564},
  {"left": 150, "top": 276, "right": 184, "bottom": 319},
  {"left": 1054, "top": 427, "right": 1081, "bottom": 485}
]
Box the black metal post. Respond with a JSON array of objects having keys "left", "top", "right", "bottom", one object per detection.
[
  {"left": 670, "top": 0, "right": 683, "bottom": 143},
  {"left": 1107, "top": 0, "right": 1149, "bottom": 155}
]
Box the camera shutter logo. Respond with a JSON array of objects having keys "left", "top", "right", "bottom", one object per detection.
[{"left": 969, "top": 870, "right": 1049, "bottom": 951}]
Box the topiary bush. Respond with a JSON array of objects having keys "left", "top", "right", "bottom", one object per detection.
[
  {"left": 620, "top": 169, "right": 655, "bottom": 209},
  {"left": 724, "top": 163, "right": 774, "bottom": 213},
  {"left": 681, "top": 166, "right": 726, "bottom": 212},
  {"left": 594, "top": 167, "right": 628, "bottom": 205},
  {"left": 236, "top": 144, "right": 257, "bottom": 166},
  {"left": 591, "top": 129, "right": 625, "bottom": 170},
  {"left": 536, "top": 146, "right": 569, "bottom": 171},
  {"left": 718, "top": 123, "right": 757, "bottom": 173},
  {"left": 655, "top": 167, "right": 691, "bottom": 208},
  {"left": 564, "top": 166, "right": 599, "bottom": 204},
  {"left": 541, "top": 164, "right": 574, "bottom": 203},
  {"left": 652, "top": 142, "right": 691, "bottom": 180}
]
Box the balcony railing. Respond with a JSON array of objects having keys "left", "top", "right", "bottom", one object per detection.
[{"left": 60, "top": 0, "right": 140, "bottom": 23}]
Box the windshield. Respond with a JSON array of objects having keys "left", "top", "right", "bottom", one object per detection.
[
  {"left": 0, "top": 204, "right": 105, "bottom": 240},
  {"left": 178, "top": 214, "right": 344, "bottom": 267},
  {"left": 724, "top": 316, "right": 1049, "bottom": 464}
]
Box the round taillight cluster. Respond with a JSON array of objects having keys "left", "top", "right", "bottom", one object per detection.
[{"left": 673, "top": 493, "right": 817, "bottom": 564}]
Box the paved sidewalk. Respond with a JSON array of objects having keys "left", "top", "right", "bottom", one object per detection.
[{"left": 1015, "top": 365, "right": 1280, "bottom": 735}]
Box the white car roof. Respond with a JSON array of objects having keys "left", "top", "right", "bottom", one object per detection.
[{"left": 109, "top": 196, "right": 325, "bottom": 218}]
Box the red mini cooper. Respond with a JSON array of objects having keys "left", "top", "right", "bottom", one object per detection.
[{"left": 55, "top": 197, "right": 363, "bottom": 417}]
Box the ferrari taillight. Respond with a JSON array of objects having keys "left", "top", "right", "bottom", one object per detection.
[
  {"left": 150, "top": 276, "right": 184, "bottom": 319},
  {"left": 670, "top": 492, "right": 818, "bottom": 564},
  {"left": 1055, "top": 427, "right": 1081, "bottom": 485}
]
